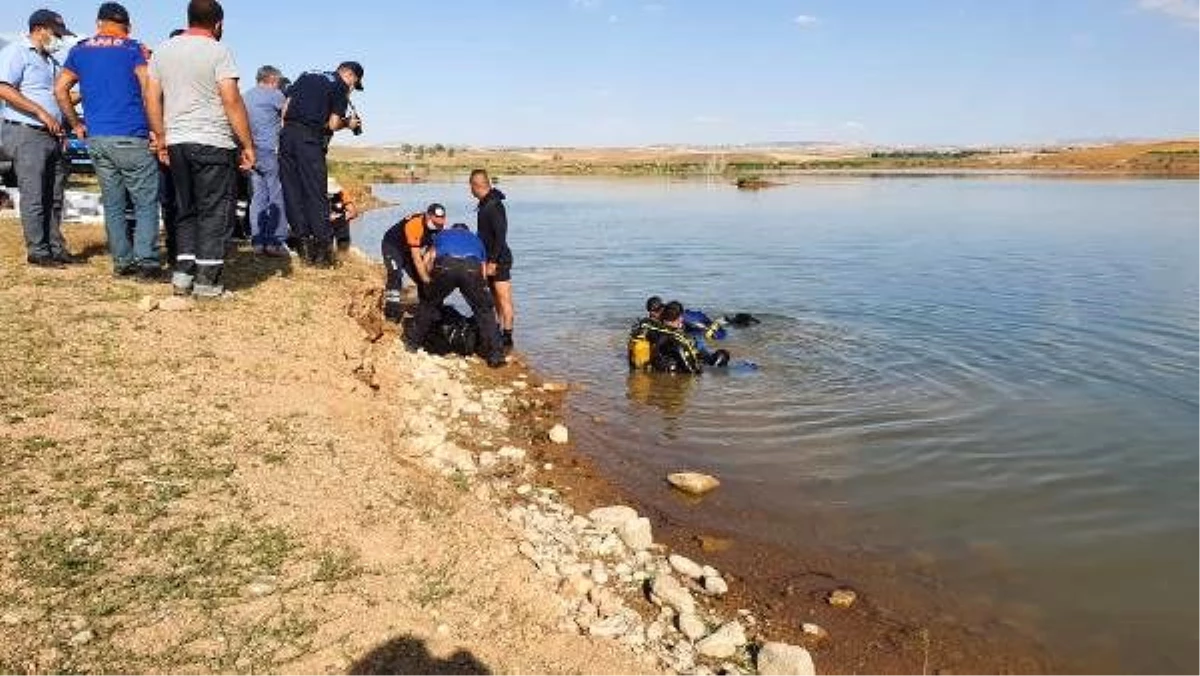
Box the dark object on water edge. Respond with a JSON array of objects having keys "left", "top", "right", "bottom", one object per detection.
[
  {"left": 423, "top": 305, "right": 480, "bottom": 357},
  {"left": 724, "top": 312, "right": 761, "bottom": 327}
]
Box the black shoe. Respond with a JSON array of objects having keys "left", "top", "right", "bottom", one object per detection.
[
  {"left": 53, "top": 251, "right": 83, "bottom": 265},
  {"left": 27, "top": 254, "right": 65, "bottom": 269},
  {"left": 113, "top": 262, "right": 138, "bottom": 277},
  {"left": 137, "top": 266, "right": 165, "bottom": 283},
  {"left": 502, "top": 330, "right": 514, "bottom": 351}
]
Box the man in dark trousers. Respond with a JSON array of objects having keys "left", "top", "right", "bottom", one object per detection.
[
  {"left": 470, "top": 169, "right": 514, "bottom": 350},
  {"left": 145, "top": 0, "right": 254, "bottom": 298},
  {"left": 0, "top": 9, "right": 78, "bottom": 268},
  {"left": 406, "top": 224, "right": 505, "bottom": 369},
  {"left": 278, "top": 61, "right": 362, "bottom": 267}
]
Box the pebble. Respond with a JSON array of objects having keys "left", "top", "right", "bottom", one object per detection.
[
  {"left": 695, "top": 621, "right": 746, "bottom": 659},
  {"left": 1, "top": 613, "right": 20, "bottom": 626},
  {"left": 591, "top": 560, "right": 609, "bottom": 585},
  {"left": 618, "top": 517, "right": 653, "bottom": 551},
  {"left": 478, "top": 451, "right": 499, "bottom": 470},
  {"left": 703, "top": 576, "right": 729, "bottom": 596},
  {"left": 157, "top": 296, "right": 194, "bottom": 312},
  {"left": 828, "top": 587, "right": 858, "bottom": 608},
  {"left": 548, "top": 424, "right": 570, "bottom": 444},
  {"left": 650, "top": 574, "right": 696, "bottom": 615},
  {"left": 678, "top": 613, "right": 707, "bottom": 641},
  {"left": 498, "top": 446, "right": 527, "bottom": 463},
  {"left": 69, "top": 630, "right": 95, "bottom": 646},
  {"left": 756, "top": 642, "right": 816, "bottom": 676},
  {"left": 588, "top": 614, "right": 629, "bottom": 639},
  {"left": 436, "top": 624, "right": 451, "bottom": 636},
  {"left": 801, "top": 622, "right": 829, "bottom": 640},
  {"left": 669, "top": 554, "right": 705, "bottom": 580},
  {"left": 588, "top": 505, "right": 639, "bottom": 530},
  {"left": 541, "top": 382, "right": 568, "bottom": 392},
  {"left": 667, "top": 472, "right": 721, "bottom": 495},
  {"left": 247, "top": 581, "right": 276, "bottom": 597},
  {"left": 560, "top": 574, "right": 594, "bottom": 599},
  {"left": 516, "top": 484, "right": 533, "bottom": 496},
  {"left": 461, "top": 402, "right": 484, "bottom": 416},
  {"left": 543, "top": 463, "right": 554, "bottom": 471},
  {"left": 137, "top": 296, "right": 158, "bottom": 312}
]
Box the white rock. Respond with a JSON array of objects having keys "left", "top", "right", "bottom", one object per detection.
[
  {"left": 801, "top": 622, "right": 829, "bottom": 640},
  {"left": 588, "top": 505, "right": 639, "bottom": 530},
  {"left": 518, "top": 541, "right": 538, "bottom": 562},
  {"left": 669, "top": 554, "right": 705, "bottom": 580},
  {"left": 703, "top": 576, "right": 729, "bottom": 596},
  {"left": 461, "top": 402, "right": 483, "bottom": 416},
  {"left": 559, "top": 573, "right": 594, "bottom": 599},
  {"left": 479, "top": 451, "right": 499, "bottom": 470},
  {"left": 702, "top": 565, "right": 720, "bottom": 579},
  {"left": 694, "top": 621, "right": 746, "bottom": 659},
  {"left": 498, "top": 446, "right": 527, "bottom": 463},
  {"left": 69, "top": 629, "right": 94, "bottom": 646},
  {"left": 431, "top": 443, "right": 476, "bottom": 473},
  {"left": 646, "top": 620, "right": 667, "bottom": 642},
  {"left": 618, "top": 517, "right": 653, "bottom": 551},
  {"left": 246, "top": 581, "right": 276, "bottom": 597},
  {"left": 667, "top": 472, "right": 721, "bottom": 495},
  {"left": 541, "top": 382, "right": 568, "bottom": 392},
  {"left": 516, "top": 484, "right": 533, "bottom": 496},
  {"left": 650, "top": 574, "right": 696, "bottom": 615},
  {"left": 591, "top": 560, "right": 609, "bottom": 586},
  {"left": 548, "top": 424, "right": 570, "bottom": 444},
  {"left": 588, "top": 615, "right": 629, "bottom": 639},
  {"left": 137, "top": 296, "right": 158, "bottom": 312},
  {"left": 756, "top": 642, "right": 816, "bottom": 676},
  {"left": 157, "top": 296, "right": 194, "bottom": 312},
  {"left": 678, "top": 613, "right": 707, "bottom": 641}
]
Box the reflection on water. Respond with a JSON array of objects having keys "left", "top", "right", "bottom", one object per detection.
[{"left": 356, "top": 176, "right": 1200, "bottom": 674}]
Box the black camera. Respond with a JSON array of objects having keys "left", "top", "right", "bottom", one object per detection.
[{"left": 351, "top": 121, "right": 363, "bottom": 137}]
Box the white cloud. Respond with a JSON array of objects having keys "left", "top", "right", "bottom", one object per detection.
[
  {"left": 571, "top": 0, "right": 602, "bottom": 9},
  {"left": 1137, "top": 0, "right": 1200, "bottom": 26},
  {"left": 794, "top": 14, "right": 819, "bottom": 27}
]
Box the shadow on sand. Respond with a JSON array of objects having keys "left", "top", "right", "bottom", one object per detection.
[{"left": 348, "top": 634, "right": 491, "bottom": 675}]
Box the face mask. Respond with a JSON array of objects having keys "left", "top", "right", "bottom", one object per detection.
[{"left": 43, "top": 35, "right": 63, "bottom": 54}]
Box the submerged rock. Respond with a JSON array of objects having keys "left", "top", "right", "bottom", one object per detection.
[
  {"left": 756, "top": 642, "right": 816, "bottom": 676},
  {"left": 827, "top": 587, "right": 858, "bottom": 609},
  {"left": 667, "top": 472, "right": 721, "bottom": 496}
]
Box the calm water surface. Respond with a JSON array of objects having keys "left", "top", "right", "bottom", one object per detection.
[{"left": 357, "top": 176, "right": 1199, "bottom": 673}]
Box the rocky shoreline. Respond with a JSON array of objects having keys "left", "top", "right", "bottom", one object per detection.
[{"left": 380, "top": 342, "right": 821, "bottom": 676}]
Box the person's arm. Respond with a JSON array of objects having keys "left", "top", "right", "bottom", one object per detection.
[
  {"left": 143, "top": 73, "right": 168, "bottom": 164},
  {"left": 217, "top": 78, "right": 255, "bottom": 171},
  {"left": 409, "top": 246, "right": 432, "bottom": 284},
  {"left": 53, "top": 67, "right": 83, "bottom": 138},
  {"left": 0, "top": 51, "right": 63, "bottom": 135}
]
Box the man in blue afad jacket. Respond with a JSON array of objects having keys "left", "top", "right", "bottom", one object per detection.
[{"left": 406, "top": 224, "right": 506, "bottom": 368}]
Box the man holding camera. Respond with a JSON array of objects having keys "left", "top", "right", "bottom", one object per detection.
[{"left": 278, "top": 61, "right": 363, "bottom": 268}]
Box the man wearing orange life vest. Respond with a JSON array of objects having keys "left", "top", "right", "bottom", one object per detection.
[{"left": 380, "top": 202, "right": 446, "bottom": 321}]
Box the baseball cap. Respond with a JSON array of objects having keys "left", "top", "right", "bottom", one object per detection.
[
  {"left": 338, "top": 61, "right": 364, "bottom": 91},
  {"left": 426, "top": 203, "right": 447, "bottom": 218},
  {"left": 97, "top": 2, "right": 131, "bottom": 25},
  {"left": 29, "top": 9, "right": 74, "bottom": 37},
  {"left": 646, "top": 296, "right": 664, "bottom": 313}
]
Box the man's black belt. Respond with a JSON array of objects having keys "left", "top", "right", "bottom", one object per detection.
[{"left": 3, "top": 119, "right": 48, "bottom": 131}]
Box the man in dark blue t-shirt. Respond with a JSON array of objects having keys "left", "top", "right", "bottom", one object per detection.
[
  {"left": 278, "top": 61, "right": 362, "bottom": 267},
  {"left": 54, "top": 2, "right": 162, "bottom": 279},
  {"left": 406, "top": 224, "right": 505, "bottom": 368}
]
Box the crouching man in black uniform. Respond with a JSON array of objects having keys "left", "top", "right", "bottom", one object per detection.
[{"left": 406, "top": 224, "right": 506, "bottom": 368}]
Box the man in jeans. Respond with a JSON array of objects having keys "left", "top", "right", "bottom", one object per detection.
[
  {"left": 55, "top": 2, "right": 161, "bottom": 280},
  {"left": 145, "top": 0, "right": 254, "bottom": 298},
  {"left": 0, "top": 9, "right": 77, "bottom": 268},
  {"left": 242, "top": 65, "right": 288, "bottom": 256}
]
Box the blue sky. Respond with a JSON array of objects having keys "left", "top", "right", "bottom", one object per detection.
[{"left": 9, "top": 0, "right": 1200, "bottom": 146}]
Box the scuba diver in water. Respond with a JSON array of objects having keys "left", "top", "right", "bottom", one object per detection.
[{"left": 629, "top": 300, "right": 730, "bottom": 374}]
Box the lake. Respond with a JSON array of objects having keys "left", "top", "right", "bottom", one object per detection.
[{"left": 355, "top": 175, "right": 1199, "bottom": 673}]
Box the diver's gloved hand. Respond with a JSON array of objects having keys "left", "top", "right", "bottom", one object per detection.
[{"left": 383, "top": 289, "right": 403, "bottom": 322}]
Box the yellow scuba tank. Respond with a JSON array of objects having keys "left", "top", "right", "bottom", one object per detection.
[{"left": 629, "top": 334, "right": 652, "bottom": 370}]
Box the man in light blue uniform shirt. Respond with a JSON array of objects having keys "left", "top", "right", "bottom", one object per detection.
[
  {"left": 242, "top": 65, "right": 289, "bottom": 256},
  {"left": 0, "top": 9, "right": 77, "bottom": 267}
]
